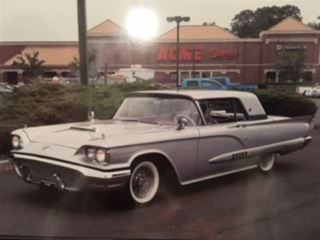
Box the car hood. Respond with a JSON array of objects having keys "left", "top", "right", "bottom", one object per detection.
[{"left": 15, "top": 120, "right": 180, "bottom": 149}]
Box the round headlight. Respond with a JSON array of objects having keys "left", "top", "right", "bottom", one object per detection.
[
  {"left": 95, "top": 149, "right": 106, "bottom": 163},
  {"left": 12, "top": 135, "right": 21, "bottom": 149},
  {"left": 86, "top": 147, "right": 96, "bottom": 161}
]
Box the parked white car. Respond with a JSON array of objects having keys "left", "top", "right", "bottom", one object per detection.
[
  {"left": 296, "top": 85, "right": 320, "bottom": 98},
  {"left": 10, "top": 90, "right": 313, "bottom": 204}
]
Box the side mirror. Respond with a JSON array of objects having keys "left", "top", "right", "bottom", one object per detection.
[{"left": 176, "top": 117, "right": 188, "bottom": 130}]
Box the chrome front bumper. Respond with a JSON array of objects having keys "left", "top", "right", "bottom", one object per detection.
[{"left": 10, "top": 153, "right": 131, "bottom": 191}]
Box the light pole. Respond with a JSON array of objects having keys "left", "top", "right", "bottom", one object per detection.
[
  {"left": 167, "top": 16, "right": 190, "bottom": 88},
  {"left": 77, "top": 0, "right": 88, "bottom": 85}
]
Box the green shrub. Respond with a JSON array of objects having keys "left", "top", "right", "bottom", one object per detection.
[
  {"left": 1, "top": 84, "right": 317, "bottom": 155},
  {"left": 255, "top": 89, "right": 317, "bottom": 117},
  {"left": 0, "top": 123, "right": 22, "bottom": 155},
  {"left": 0, "top": 81, "right": 158, "bottom": 154}
]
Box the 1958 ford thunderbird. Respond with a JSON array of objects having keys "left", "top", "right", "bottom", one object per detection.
[{"left": 10, "top": 90, "right": 312, "bottom": 204}]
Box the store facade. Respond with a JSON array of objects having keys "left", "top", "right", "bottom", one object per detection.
[
  {"left": 0, "top": 17, "right": 319, "bottom": 85},
  {"left": 149, "top": 17, "right": 320, "bottom": 85}
]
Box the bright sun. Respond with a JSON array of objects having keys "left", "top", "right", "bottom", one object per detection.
[{"left": 126, "top": 7, "right": 158, "bottom": 40}]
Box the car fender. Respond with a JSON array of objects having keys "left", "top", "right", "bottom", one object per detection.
[{"left": 128, "top": 149, "right": 182, "bottom": 183}]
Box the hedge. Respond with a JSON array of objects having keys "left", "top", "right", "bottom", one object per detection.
[
  {"left": 0, "top": 82, "right": 157, "bottom": 154},
  {"left": 0, "top": 84, "right": 317, "bottom": 154},
  {"left": 255, "top": 89, "right": 317, "bottom": 117}
]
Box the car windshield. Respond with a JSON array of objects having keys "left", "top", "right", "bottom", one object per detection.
[{"left": 113, "top": 96, "right": 202, "bottom": 125}]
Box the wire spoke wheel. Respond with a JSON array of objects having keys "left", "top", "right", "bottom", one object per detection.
[{"left": 129, "top": 161, "right": 159, "bottom": 204}]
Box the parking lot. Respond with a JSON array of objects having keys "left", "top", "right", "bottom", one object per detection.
[
  {"left": 0, "top": 95, "right": 319, "bottom": 240},
  {"left": 0, "top": 130, "right": 319, "bottom": 240}
]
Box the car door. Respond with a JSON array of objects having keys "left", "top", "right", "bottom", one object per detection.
[{"left": 196, "top": 98, "right": 253, "bottom": 178}]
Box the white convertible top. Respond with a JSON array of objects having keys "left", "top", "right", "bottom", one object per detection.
[{"left": 134, "top": 90, "right": 266, "bottom": 117}]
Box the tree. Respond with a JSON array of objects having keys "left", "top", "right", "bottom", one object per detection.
[
  {"left": 69, "top": 56, "right": 80, "bottom": 77},
  {"left": 69, "top": 50, "right": 98, "bottom": 80},
  {"left": 12, "top": 51, "right": 45, "bottom": 80},
  {"left": 231, "top": 5, "right": 302, "bottom": 38},
  {"left": 277, "top": 50, "right": 305, "bottom": 83},
  {"left": 308, "top": 22, "right": 320, "bottom": 30},
  {"left": 308, "top": 16, "right": 320, "bottom": 30},
  {"left": 203, "top": 21, "right": 215, "bottom": 26}
]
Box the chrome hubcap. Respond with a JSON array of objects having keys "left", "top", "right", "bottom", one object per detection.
[
  {"left": 132, "top": 167, "right": 154, "bottom": 199},
  {"left": 260, "top": 158, "right": 270, "bottom": 168},
  {"left": 259, "top": 154, "right": 276, "bottom": 171}
]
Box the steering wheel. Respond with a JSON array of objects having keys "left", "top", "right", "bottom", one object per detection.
[{"left": 174, "top": 114, "right": 196, "bottom": 126}]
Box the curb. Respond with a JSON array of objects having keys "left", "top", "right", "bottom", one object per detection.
[{"left": 0, "top": 160, "right": 13, "bottom": 173}]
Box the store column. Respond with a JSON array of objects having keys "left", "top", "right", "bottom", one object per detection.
[{"left": 18, "top": 70, "right": 23, "bottom": 83}]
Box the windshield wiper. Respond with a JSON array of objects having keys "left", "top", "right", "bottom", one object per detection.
[{"left": 114, "top": 118, "right": 158, "bottom": 125}]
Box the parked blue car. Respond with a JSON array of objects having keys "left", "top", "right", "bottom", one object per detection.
[
  {"left": 210, "top": 76, "right": 258, "bottom": 91},
  {"left": 182, "top": 77, "right": 258, "bottom": 91},
  {"left": 181, "top": 78, "right": 226, "bottom": 90}
]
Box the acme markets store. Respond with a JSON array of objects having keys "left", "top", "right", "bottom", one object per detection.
[
  {"left": 0, "top": 17, "right": 319, "bottom": 85},
  {"left": 151, "top": 17, "right": 320, "bottom": 85}
]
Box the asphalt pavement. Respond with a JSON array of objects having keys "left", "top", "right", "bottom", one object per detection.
[
  {"left": 0, "top": 129, "right": 320, "bottom": 240},
  {"left": 0, "top": 98, "right": 319, "bottom": 240}
]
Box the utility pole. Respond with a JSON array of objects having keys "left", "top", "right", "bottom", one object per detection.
[
  {"left": 104, "top": 63, "right": 108, "bottom": 85},
  {"left": 77, "top": 0, "right": 88, "bottom": 85},
  {"left": 167, "top": 16, "right": 190, "bottom": 88}
]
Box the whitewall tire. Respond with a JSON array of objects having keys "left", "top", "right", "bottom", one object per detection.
[
  {"left": 258, "top": 154, "right": 277, "bottom": 173},
  {"left": 129, "top": 161, "right": 159, "bottom": 204}
]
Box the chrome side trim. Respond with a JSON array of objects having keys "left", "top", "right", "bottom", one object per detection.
[
  {"left": 181, "top": 165, "right": 257, "bottom": 185},
  {"left": 209, "top": 137, "right": 308, "bottom": 163},
  {"left": 301, "top": 136, "right": 312, "bottom": 149},
  {"left": 12, "top": 153, "right": 131, "bottom": 179}
]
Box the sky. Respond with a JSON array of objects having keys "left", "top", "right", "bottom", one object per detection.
[{"left": 0, "top": 0, "right": 319, "bottom": 42}]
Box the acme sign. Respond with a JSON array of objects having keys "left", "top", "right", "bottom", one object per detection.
[{"left": 156, "top": 46, "right": 238, "bottom": 62}]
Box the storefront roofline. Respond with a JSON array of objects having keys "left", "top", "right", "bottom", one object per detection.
[
  {"left": 260, "top": 31, "right": 320, "bottom": 37},
  {"left": 0, "top": 41, "right": 78, "bottom": 46},
  {"left": 155, "top": 39, "right": 262, "bottom": 43}
]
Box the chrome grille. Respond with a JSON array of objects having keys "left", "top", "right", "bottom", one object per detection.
[{"left": 15, "top": 158, "right": 86, "bottom": 188}]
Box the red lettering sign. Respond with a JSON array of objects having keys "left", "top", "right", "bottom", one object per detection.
[
  {"left": 156, "top": 47, "right": 177, "bottom": 61},
  {"left": 211, "top": 49, "right": 238, "bottom": 59},
  {"left": 157, "top": 46, "right": 237, "bottom": 62},
  {"left": 157, "top": 46, "right": 204, "bottom": 62},
  {"left": 180, "top": 47, "right": 192, "bottom": 61},
  {"left": 194, "top": 48, "right": 203, "bottom": 61},
  {"left": 168, "top": 47, "right": 176, "bottom": 61},
  {"left": 157, "top": 48, "right": 168, "bottom": 61}
]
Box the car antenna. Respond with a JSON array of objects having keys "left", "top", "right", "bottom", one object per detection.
[{"left": 87, "top": 85, "right": 95, "bottom": 124}]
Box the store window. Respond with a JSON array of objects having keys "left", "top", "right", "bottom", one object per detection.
[
  {"left": 62, "top": 71, "right": 73, "bottom": 77},
  {"left": 3, "top": 71, "right": 18, "bottom": 85},
  {"left": 202, "top": 72, "right": 211, "bottom": 78},
  {"left": 181, "top": 72, "right": 190, "bottom": 80},
  {"left": 170, "top": 72, "right": 177, "bottom": 81},
  {"left": 191, "top": 72, "right": 200, "bottom": 78},
  {"left": 212, "top": 72, "right": 222, "bottom": 76},
  {"left": 266, "top": 71, "right": 276, "bottom": 83},
  {"left": 42, "top": 71, "right": 57, "bottom": 78}
]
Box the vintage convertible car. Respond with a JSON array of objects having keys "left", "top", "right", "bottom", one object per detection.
[{"left": 10, "top": 90, "right": 312, "bottom": 204}]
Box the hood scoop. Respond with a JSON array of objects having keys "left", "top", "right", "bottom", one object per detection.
[{"left": 70, "top": 126, "right": 96, "bottom": 132}]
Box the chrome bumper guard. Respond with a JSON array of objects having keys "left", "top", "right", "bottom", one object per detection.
[{"left": 11, "top": 153, "right": 131, "bottom": 191}]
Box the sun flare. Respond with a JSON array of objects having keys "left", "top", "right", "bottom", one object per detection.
[{"left": 126, "top": 7, "right": 158, "bottom": 40}]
